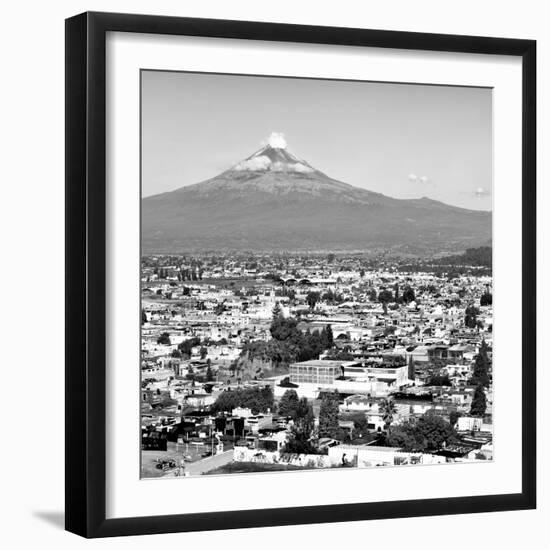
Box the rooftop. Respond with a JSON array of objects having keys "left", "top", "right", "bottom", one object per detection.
[{"left": 291, "top": 359, "right": 358, "bottom": 368}]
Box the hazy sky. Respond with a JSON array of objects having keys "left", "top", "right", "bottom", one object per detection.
[{"left": 142, "top": 70, "right": 492, "bottom": 210}]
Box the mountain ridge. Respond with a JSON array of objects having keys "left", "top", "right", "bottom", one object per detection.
[{"left": 142, "top": 138, "right": 491, "bottom": 254}]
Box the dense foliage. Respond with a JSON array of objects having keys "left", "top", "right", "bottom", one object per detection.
[
  {"left": 396, "top": 247, "right": 492, "bottom": 276},
  {"left": 378, "top": 289, "right": 393, "bottom": 304},
  {"left": 436, "top": 246, "right": 492, "bottom": 268},
  {"left": 480, "top": 292, "right": 493, "bottom": 306},
  {"left": 429, "top": 373, "right": 452, "bottom": 386},
  {"left": 378, "top": 398, "right": 397, "bottom": 432},
  {"left": 470, "top": 340, "right": 491, "bottom": 387},
  {"left": 464, "top": 305, "right": 480, "bottom": 329},
  {"left": 210, "top": 386, "right": 275, "bottom": 415},
  {"left": 385, "top": 413, "right": 458, "bottom": 452},
  {"left": 177, "top": 336, "right": 201, "bottom": 358},
  {"left": 156, "top": 332, "right": 171, "bottom": 345},
  {"left": 278, "top": 389, "right": 300, "bottom": 418},
  {"left": 284, "top": 397, "right": 317, "bottom": 454},
  {"left": 318, "top": 392, "right": 342, "bottom": 439},
  {"left": 470, "top": 384, "right": 488, "bottom": 416},
  {"left": 242, "top": 311, "right": 334, "bottom": 367}
]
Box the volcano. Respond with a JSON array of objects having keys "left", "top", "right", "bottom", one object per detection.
[{"left": 142, "top": 134, "right": 491, "bottom": 254}]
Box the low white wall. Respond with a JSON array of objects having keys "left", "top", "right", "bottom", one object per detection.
[
  {"left": 233, "top": 447, "right": 332, "bottom": 468},
  {"left": 233, "top": 445, "right": 447, "bottom": 469},
  {"left": 328, "top": 445, "right": 447, "bottom": 468}
]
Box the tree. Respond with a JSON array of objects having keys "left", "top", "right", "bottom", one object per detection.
[
  {"left": 178, "top": 337, "right": 201, "bottom": 358},
  {"left": 272, "top": 302, "right": 283, "bottom": 320},
  {"left": 296, "top": 329, "right": 324, "bottom": 362},
  {"left": 259, "top": 386, "right": 275, "bottom": 414},
  {"left": 470, "top": 385, "right": 487, "bottom": 416},
  {"left": 157, "top": 332, "right": 171, "bottom": 345},
  {"left": 141, "top": 309, "right": 148, "bottom": 325},
  {"left": 214, "top": 302, "right": 227, "bottom": 316},
  {"left": 284, "top": 433, "right": 317, "bottom": 454},
  {"left": 385, "top": 421, "right": 426, "bottom": 451},
  {"left": 327, "top": 253, "right": 335, "bottom": 263},
  {"left": 464, "top": 305, "right": 480, "bottom": 329},
  {"left": 402, "top": 286, "right": 416, "bottom": 304},
  {"left": 368, "top": 289, "right": 377, "bottom": 302},
  {"left": 278, "top": 389, "right": 300, "bottom": 419},
  {"left": 295, "top": 397, "right": 313, "bottom": 424},
  {"left": 407, "top": 355, "right": 415, "bottom": 381},
  {"left": 379, "top": 398, "right": 397, "bottom": 434},
  {"left": 320, "top": 324, "right": 334, "bottom": 349},
  {"left": 387, "top": 414, "right": 458, "bottom": 452},
  {"left": 270, "top": 315, "right": 299, "bottom": 342},
  {"left": 322, "top": 288, "right": 343, "bottom": 304},
  {"left": 200, "top": 346, "right": 208, "bottom": 360},
  {"left": 429, "top": 373, "right": 452, "bottom": 386},
  {"left": 470, "top": 340, "right": 491, "bottom": 387},
  {"left": 205, "top": 364, "right": 214, "bottom": 382},
  {"left": 306, "top": 291, "right": 321, "bottom": 310},
  {"left": 262, "top": 314, "right": 336, "bottom": 368},
  {"left": 480, "top": 292, "right": 493, "bottom": 306},
  {"left": 318, "top": 392, "right": 341, "bottom": 439},
  {"left": 346, "top": 413, "right": 370, "bottom": 439},
  {"left": 211, "top": 386, "right": 275, "bottom": 415},
  {"left": 415, "top": 414, "right": 458, "bottom": 451},
  {"left": 449, "top": 411, "right": 462, "bottom": 427},
  {"left": 378, "top": 289, "right": 393, "bottom": 304},
  {"left": 284, "top": 398, "right": 317, "bottom": 454}
]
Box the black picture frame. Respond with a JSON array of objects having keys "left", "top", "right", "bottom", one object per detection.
[{"left": 65, "top": 11, "right": 536, "bottom": 538}]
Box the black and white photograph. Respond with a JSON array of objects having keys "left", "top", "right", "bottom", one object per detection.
[
  {"left": 140, "top": 70, "right": 494, "bottom": 479},
  {"left": 0, "top": 0, "right": 543, "bottom": 544}
]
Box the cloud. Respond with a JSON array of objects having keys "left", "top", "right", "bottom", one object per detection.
[
  {"left": 409, "top": 174, "right": 431, "bottom": 184},
  {"left": 290, "top": 162, "right": 314, "bottom": 173},
  {"left": 264, "top": 132, "right": 287, "bottom": 149},
  {"left": 474, "top": 186, "right": 491, "bottom": 197},
  {"left": 271, "top": 161, "right": 313, "bottom": 173},
  {"left": 234, "top": 155, "right": 271, "bottom": 171}
]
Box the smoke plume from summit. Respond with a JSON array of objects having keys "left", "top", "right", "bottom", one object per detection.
[{"left": 265, "top": 132, "right": 287, "bottom": 149}]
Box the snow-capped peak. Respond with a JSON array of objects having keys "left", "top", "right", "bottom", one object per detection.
[{"left": 233, "top": 133, "right": 315, "bottom": 174}]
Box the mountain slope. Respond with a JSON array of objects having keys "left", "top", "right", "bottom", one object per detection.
[{"left": 142, "top": 139, "right": 491, "bottom": 254}]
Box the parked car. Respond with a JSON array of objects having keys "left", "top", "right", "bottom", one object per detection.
[{"left": 155, "top": 459, "right": 176, "bottom": 471}]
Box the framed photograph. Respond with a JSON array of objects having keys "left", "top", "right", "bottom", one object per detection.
[{"left": 65, "top": 11, "right": 536, "bottom": 538}]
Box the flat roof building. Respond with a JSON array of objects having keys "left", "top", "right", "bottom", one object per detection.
[{"left": 289, "top": 360, "right": 358, "bottom": 386}]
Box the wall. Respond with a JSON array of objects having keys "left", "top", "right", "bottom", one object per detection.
[
  {"left": 0, "top": 0, "right": 547, "bottom": 548},
  {"left": 234, "top": 447, "right": 333, "bottom": 468}
]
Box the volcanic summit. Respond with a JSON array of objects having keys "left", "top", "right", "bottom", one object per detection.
[{"left": 142, "top": 133, "right": 491, "bottom": 253}]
